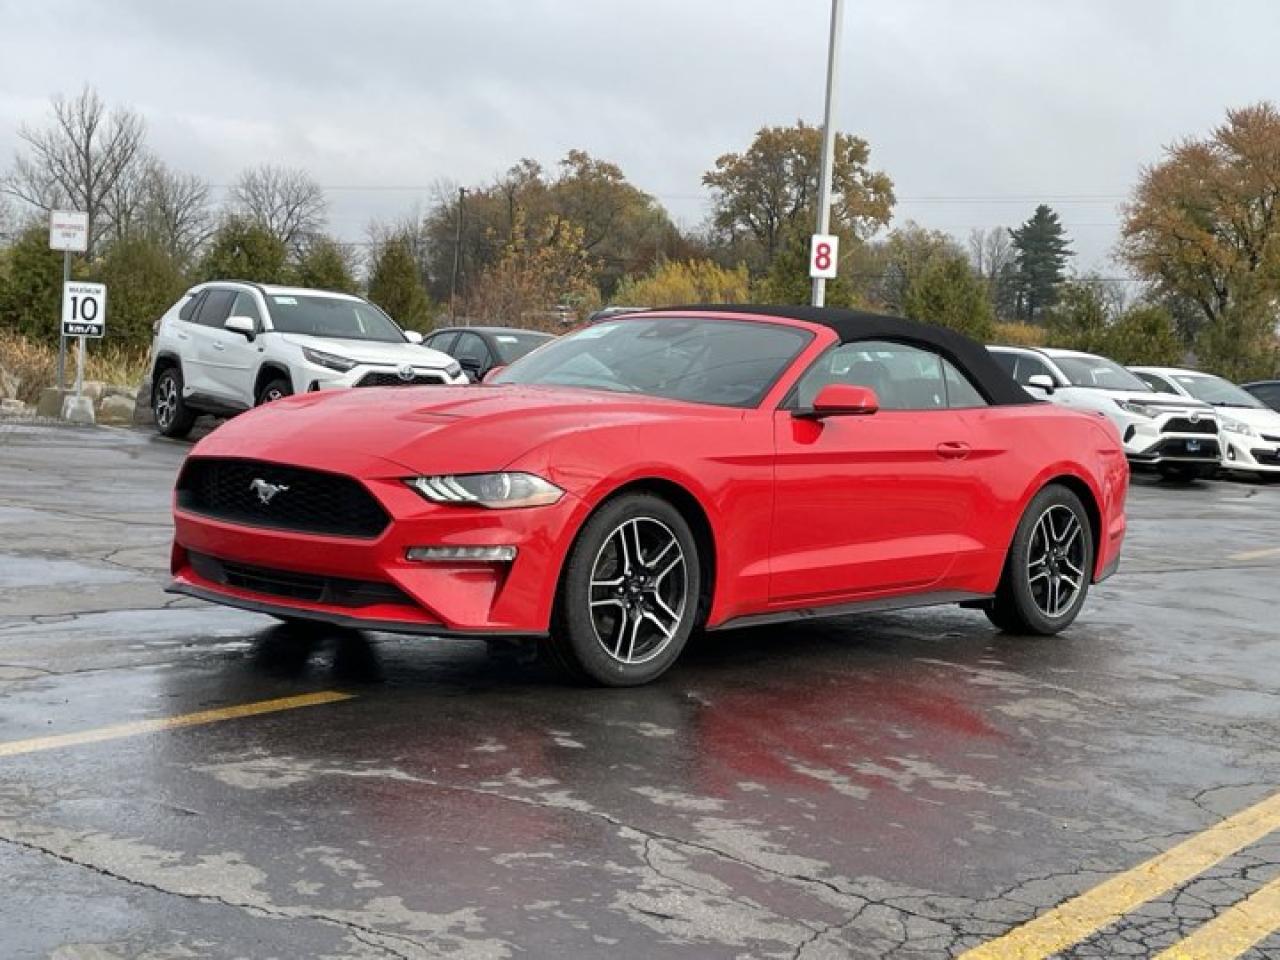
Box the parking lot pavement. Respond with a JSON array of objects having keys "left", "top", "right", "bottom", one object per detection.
[{"left": 4, "top": 421, "right": 1280, "bottom": 959}]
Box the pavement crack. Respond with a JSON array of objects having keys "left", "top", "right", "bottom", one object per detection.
[{"left": 0, "top": 832, "right": 440, "bottom": 959}]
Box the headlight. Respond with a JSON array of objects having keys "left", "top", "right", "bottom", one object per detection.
[
  {"left": 1220, "top": 417, "right": 1257, "bottom": 437},
  {"left": 1114, "top": 399, "right": 1158, "bottom": 418},
  {"left": 404, "top": 472, "right": 564, "bottom": 509},
  {"left": 444, "top": 361, "right": 463, "bottom": 379},
  {"left": 302, "top": 347, "right": 357, "bottom": 372}
]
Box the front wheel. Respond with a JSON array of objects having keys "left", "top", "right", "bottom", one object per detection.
[
  {"left": 985, "top": 485, "right": 1094, "bottom": 636},
  {"left": 256, "top": 377, "right": 293, "bottom": 406},
  {"left": 153, "top": 366, "right": 196, "bottom": 438},
  {"left": 545, "top": 494, "right": 700, "bottom": 686}
]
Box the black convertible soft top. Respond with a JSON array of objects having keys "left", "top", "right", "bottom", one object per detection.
[{"left": 652, "top": 303, "right": 1032, "bottom": 407}]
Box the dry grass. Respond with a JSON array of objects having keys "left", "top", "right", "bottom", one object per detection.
[
  {"left": 992, "top": 321, "right": 1048, "bottom": 347},
  {"left": 0, "top": 332, "right": 150, "bottom": 404}
]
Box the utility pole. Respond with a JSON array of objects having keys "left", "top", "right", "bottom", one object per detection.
[
  {"left": 811, "top": 0, "right": 845, "bottom": 307},
  {"left": 449, "top": 187, "right": 467, "bottom": 321}
]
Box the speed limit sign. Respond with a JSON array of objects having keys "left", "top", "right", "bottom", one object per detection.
[
  {"left": 62, "top": 282, "right": 106, "bottom": 338},
  {"left": 809, "top": 234, "right": 839, "bottom": 280}
]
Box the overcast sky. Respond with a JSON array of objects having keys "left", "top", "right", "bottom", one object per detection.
[{"left": 1, "top": 0, "right": 1276, "bottom": 273}]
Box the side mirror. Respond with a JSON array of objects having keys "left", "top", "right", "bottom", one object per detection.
[
  {"left": 404, "top": 330, "right": 424, "bottom": 344},
  {"left": 224, "top": 315, "right": 256, "bottom": 340},
  {"left": 482, "top": 365, "right": 506, "bottom": 384},
  {"left": 1026, "top": 374, "right": 1056, "bottom": 395},
  {"left": 797, "top": 383, "right": 880, "bottom": 418}
]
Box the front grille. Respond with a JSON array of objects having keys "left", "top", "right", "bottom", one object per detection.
[
  {"left": 189, "top": 552, "right": 410, "bottom": 608},
  {"left": 356, "top": 371, "right": 446, "bottom": 387},
  {"left": 1156, "top": 437, "right": 1220, "bottom": 460},
  {"left": 1253, "top": 448, "right": 1280, "bottom": 466},
  {"left": 1161, "top": 417, "right": 1218, "bottom": 435},
  {"left": 177, "top": 458, "right": 390, "bottom": 538}
]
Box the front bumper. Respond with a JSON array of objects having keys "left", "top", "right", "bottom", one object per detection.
[
  {"left": 1121, "top": 418, "right": 1221, "bottom": 465},
  {"left": 295, "top": 360, "right": 468, "bottom": 394},
  {"left": 170, "top": 469, "right": 588, "bottom": 636},
  {"left": 1220, "top": 432, "right": 1280, "bottom": 473}
]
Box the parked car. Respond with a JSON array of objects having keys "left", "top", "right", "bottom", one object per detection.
[
  {"left": 422, "top": 326, "right": 555, "bottom": 381},
  {"left": 168, "top": 306, "right": 1127, "bottom": 686},
  {"left": 587, "top": 306, "right": 651, "bottom": 324},
  {"left": 1242, "top": 380, "right": 1280, "bottom": 412},
  {"left": 1131, "top": 367, "right": 1280, "bottom": 476},
  {"left": 147, "top": 282, "right": 467, "bottom": 438},
  {"left": 988, "top": 346, "right": 1221, "bottom": 481}
]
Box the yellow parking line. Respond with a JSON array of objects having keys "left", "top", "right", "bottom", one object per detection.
[
  {"left": 1228, "top": 547, "right": 1280, "bottom": 562},
  {"left": 0, "top": 691, "right": 354, "bottom": 758},
  {"left": 1154, "top": 874, "right": 1280, "bottom": 960},
  {"left": 960, "top": 789, "right": 1280, "bottom": 960}
]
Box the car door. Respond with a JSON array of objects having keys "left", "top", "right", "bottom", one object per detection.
[
  {"left": 452, "top": 332, "right": 494, "bottom": 381},
  {"left": 184, "top": 288, "right": 236, "bottom": 398},
  {"left": 769, "top": 340, "right": 978, "bottom": 604},
  {"left": 204, "top": 290, "right": 265, "bottom": 404}
]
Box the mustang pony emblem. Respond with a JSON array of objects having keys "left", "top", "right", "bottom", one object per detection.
[{"left": 250, "top": 478, "right": 289, "bottom": 505}]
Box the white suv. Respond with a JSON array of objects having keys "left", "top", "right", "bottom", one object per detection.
[
  {"left": 147, "top": 281, "right": 467, "bottom": 437},
  {"left": 989, "top": 346, "right": 1222, "bottom": 480}
]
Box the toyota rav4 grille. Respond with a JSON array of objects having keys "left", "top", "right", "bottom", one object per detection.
[
  {"left": 1161, "top": 418, "right": 1218, "bottom": 435},
  {"left": 176, "top": 458, "right": 390, "bottom": 538},
  {"left": 356, "top": 372, "right": 447, "bottom": 387}
]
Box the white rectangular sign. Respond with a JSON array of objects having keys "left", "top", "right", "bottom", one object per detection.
[
  {"left": 809, "top": 233, "right": 839, "bottom": 280},
  {"left": 62, "top": 281, "right": 106, "bottom": 338},
  {"left": 49, "top": 210, "right": 89, "bottom": 252}
]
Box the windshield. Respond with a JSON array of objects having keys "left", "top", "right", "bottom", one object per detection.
[
  {"left": 492, "top": 317, "right": 812, "bottom": 407},
  {"left": 492, "top": 331, "right": 554, "bottom": 364},
  {"left": 1053, "top": 355, "right": 1151, "bottom": 392},
  {"left": 267, "top": 294, "right": 406, "bottom": 343},
  {"left": 1173, "top": 373, "right": 1264, "bottom": 408}
]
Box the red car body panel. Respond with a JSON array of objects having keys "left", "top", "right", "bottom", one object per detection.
[{"left": 169, "top": 312, "right": 1127, "bottom": 637}]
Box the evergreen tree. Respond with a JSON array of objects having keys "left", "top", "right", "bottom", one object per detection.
[
  {"left": 901, "top": 254, "right": 995, "bottom": 341},
  {"left": 1010, "top": 204, "right": 1072, "bottom": 322},
  {"left": 368, "top": 236, "right": 434, "bottom": 332},
  {"left": 291, "top": 236, "right": 358, "bottom": 293},
  {"left": 198, "top": 217, "right": 287, "bottom": 283},
  {"left": 0, "top": 224, "right": 65, "bottom": 344}
]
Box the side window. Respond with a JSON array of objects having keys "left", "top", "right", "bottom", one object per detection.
[
  {"left": 230, "top": 291, "right": 263, "bottom": 326},
  {"left": 453, "top": 333, "right": 490, "bottom": 367},
  {"left": 991, "top": 351, "right": 1017, "bottom": 377},
  {"left": 1014, "top": 355, "right": 1053, "bottom": 387},
  {"left": 428, "top": 332, "right": 459, "bottom": 355},
  {"left": 178, "top": 291, "right": 205, "bottom": 323},
  {"left": 1253, "top": 385, "right": 1280, "bottom": 409},
  {"left": 1136, "top": 372, "right": 1173, "bottom": 393},
  {"left": 792, "top": 340, "right": 951, "bottom": 411},
  {"left": 943, "top": 360, "right": 987, "bottom": 408},
  {"left": 194, "top": 289, "right": 236, "bottom": 328}
]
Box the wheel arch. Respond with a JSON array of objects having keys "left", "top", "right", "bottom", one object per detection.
[
  {"left": 150, "top": 352, "right": 184, "bottom": 405},
  {"left": 1020, "top": 473, "right": 1103, "bottom": 580},
  {"left": 254, "top": 362, "right": 293, "bottom": 400},
  {"left": 558, "top": 477, "right": 719, "bottom": 629}
]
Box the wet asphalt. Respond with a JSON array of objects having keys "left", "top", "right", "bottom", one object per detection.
[{"left": 2, "top": 419, "right": 1279, "bottom": 959}]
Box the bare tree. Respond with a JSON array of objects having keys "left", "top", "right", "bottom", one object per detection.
[
  {"left": 140, "top": 161, "right": 213, "bottom": 264},
  {"left": 2, "top": 86, "right": 146, "bottom": 257},
  {"left": 230, "top": 164, "right": 327, "bottom": 254},
  {"left": 968, "top": 227, "right": 1019, "bottom": 319}
]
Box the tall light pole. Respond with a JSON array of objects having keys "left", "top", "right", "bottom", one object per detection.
[
  {"left": 811, "top": 0, "right": 845, "bottom": 307},
  {"left": 449, "top": 187, "right": 467, "bottom": 321}
]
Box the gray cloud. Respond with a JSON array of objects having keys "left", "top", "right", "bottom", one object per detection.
[{"left": 1, "top": 0, "right": 1276, "bottom": 270}]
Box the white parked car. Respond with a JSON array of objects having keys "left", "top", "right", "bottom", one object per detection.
[
  {"left": 147, "top": 281, "right": 467, "bottom": 437},
  {"left": 1130, "top": 366, "right": 1280, "bottom": 476},
  {"left": 989, "top": 346, "right": 1221, "bottom": 480}
]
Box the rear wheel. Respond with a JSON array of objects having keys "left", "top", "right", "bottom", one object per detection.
[
  {"left": 545, "top": 493, "right": 700, "bottom": 686},
  {"left": 256, "top": 377, "right": 293, "bottom": 406},
  {"left": 153, "top": 366, "right": 196, "bottom": 438},
  {"left": 985, "top": 485, "right": 1094, "bottom": 636}
]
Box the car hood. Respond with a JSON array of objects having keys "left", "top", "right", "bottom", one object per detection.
[
  {"left": 191, "top": 383, "right": 739, "bottom": 476},
  {"left": 1212, "top": 405, "right": 1280, "bottom": 432},
  {"left": 1111, "top": 390, "right": 1213, "bottom": 411},
  {"left": 277, "top": 333, "right": 453, "bottom": 368}
]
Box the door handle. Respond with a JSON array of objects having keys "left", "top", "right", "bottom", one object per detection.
[
  {"left": 211, "top": 342, "right": 225, "bottom": 351},
  {"left": 176, "top": 332, "right": 190, "bottom": 341},
  {"left": 936, "top": 440, "right": 971, "bottom": 460}
]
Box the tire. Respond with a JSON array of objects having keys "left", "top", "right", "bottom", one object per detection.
[
  {"left": 1159, "top": 463, "right": 1213, "bottom": 482},
  {"left": 985, "top": 485, "right": 1094, "bottom": 636},
  {"left": 544, "top": 493, "right": 701, "bottom": 686},
  {"left": 153, "top": 366, "right": 196, "bottom": 438},
  {"left": 256, "top": 377, "right": 293, "bottom": 406}
]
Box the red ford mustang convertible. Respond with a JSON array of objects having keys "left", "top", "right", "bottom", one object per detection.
[{"left": 169, "top": 306, "right": 1128, "bottom": 685}]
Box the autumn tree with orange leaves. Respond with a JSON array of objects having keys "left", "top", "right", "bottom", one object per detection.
[{"left": 1120, "top": 103, "right": 1280, "bottom": 380}]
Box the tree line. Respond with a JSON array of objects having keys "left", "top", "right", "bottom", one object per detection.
[{"left": 1, "top": 87, "right": 1277, "bottom": 382}]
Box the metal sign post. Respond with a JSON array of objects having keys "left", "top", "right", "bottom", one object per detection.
[
  {"left": 811, "top": 0, "right": 845, "bottom": 308},
  {"left": 48, "top": 211, "right": 89, "bottom": 391}
]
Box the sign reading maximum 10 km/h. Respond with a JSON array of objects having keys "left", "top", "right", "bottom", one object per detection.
[{"left": 62, "top": 282, "right": 107, "bottom": 338}]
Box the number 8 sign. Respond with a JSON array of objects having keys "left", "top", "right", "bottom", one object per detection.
[
  {"left": 62, "top": 281, "right": 107, "bottom": 338},
  {"left": 809, "top": 233, "right": 839, "bottom": 280}
]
